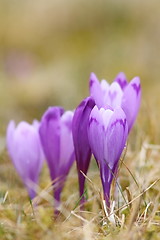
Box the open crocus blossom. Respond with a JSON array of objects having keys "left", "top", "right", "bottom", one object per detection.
[
  {"left": 6, "top": 120, "right": 44, "bottom": 199},
  {"left": 88, "top": 106, "right": 128, "bottom": 207},
  {"left": 39, "top": 107, "right": 75, "bottom": 210},
  {"left": 89, "top": 72, "right": 141, "bottom": 132},
  {"left": 72, "top": 97, "right": 95, "bottom": 204}
]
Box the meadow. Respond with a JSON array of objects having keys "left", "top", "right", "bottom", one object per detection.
[{"left": 0, "top": 1, "right": 160, "bottom": 239}]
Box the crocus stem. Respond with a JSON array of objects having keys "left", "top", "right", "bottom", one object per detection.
[
  {"left": 78, "top": 171, "right": 86, "bottom": 207},
  {"left": 104, "top": 191, "right": 110, "bottom": 209},
  {"left": 27, "top": 185, "right": 36, "bottom": 200},
  {"left": 100, "top": 167, "right": 111, "bottom": 209},
  {"left": 54, "top": 186, "right": 63, "bottom": 217}
]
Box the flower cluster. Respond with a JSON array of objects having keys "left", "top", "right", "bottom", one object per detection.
[
  {"left": 73, "top": 72, "right": 141, "bottom": 206},
  {"left": 6, "top": 72, "right": 141, "bottom": 212}
]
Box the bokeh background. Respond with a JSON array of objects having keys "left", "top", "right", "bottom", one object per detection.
[{"left": 0, "top": 0, "right": 160, "bottom": 140}]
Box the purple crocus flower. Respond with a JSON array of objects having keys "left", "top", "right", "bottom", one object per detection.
[
  {"left": 88, "top": 106, "right": 128, "bottom": 207},
  {"left": 89, "top": 72, "right": 141, "bottom": 132},
  {"left": 6, "top": 120, "right": 44, "bottom": 199},
  {"left": 39, "top": 107, "right": 75, "bottom": 210},
  {"left": 72, "top": 97, "right": 95, "bottom": 204}
]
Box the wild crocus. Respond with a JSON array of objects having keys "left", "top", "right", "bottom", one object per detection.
[
  {"left": 6, "top": 120, "right": 44, "bottom": 199},
  {"left": 39, "top": 107, "right": 75, "bottom": 211},
  {"left": 72, "top": 97, "right": 95, "bottom": 204},
  {"left": 88, "top": 106, "right": 128, "bottom": 207},
  {"left": 89, "top": 72, "right": 141, "bottom": 132}
]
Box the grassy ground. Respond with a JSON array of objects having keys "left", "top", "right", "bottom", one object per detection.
[
  {"left": 0, "top": 0, "right": 160, "bottom": 239},
  {"left": 0, "top": 121, "right": 160, "bottom": 240}
]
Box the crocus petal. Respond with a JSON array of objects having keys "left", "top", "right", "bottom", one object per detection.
[
  {"left": 13, "top": 123, "right": 42, "bottom": 181},
  {"left": 72, "top": 97, "right": 95, "bottom": 202},
  {"left": 89, "top": 72, "right": 104, "bottom": 108},
  {"left": 6, "top": 121, "right": 43, "bottom": 199},
  {"left": 114, "top": 72, "right": 128, "bottom": 90},
  {"left": 100, "top": 79, "right": 110, "bottom": 94},
  {"left": 121, "top": 77, "right": 141, "bottom": 132},
  {"left": 59, "top": 111, "right": 75, "bottom": 174},
  {"left": 39, "top": 107, "right": 64, "bottom": 180},
  {"left": 88, "top": 107, "right": 128, "bottom": 206},
  {"left": 88, "top": 106, "right": 108, "bottom": 163},
  {"left": 103, "top": 108, "right": 128, "bottom": 179},
  {"left": 32, "top": 119, "right": 40, "bottom": 130},
  {"left": 104, "top": 82, "right": 123, "bottom": 109}
]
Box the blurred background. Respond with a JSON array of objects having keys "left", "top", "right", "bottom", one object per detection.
[{"left": 0, "top": 0, "right": 160, "bottom": 140}]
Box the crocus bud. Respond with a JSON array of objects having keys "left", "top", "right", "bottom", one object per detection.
[
  {"left": 72, "top": 97, "right": 95, "bottom": 204},
  {"left": 6, "top": 120, "right": 44, "bottom": 199},
  {"left": 88, "top": 106, "right": 128, "bottom": 207},
  {"left": 89, "top": 72, "right": 141, "bottom": 132},
  {"left": 39, "top": 107, "right": 75, "bottom": 211}
]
